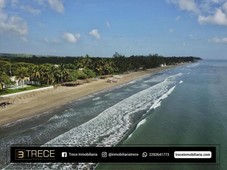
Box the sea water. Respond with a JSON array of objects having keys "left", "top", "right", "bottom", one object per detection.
[
  {"left": 1, "top": 60, "right": 226, "bottom": 170},
  {"left": 98, "top": 60, "right": 227, "bottom": 170}
]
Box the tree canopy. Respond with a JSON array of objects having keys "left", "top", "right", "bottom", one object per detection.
[{"left": 0, "top": 53, "right": 201, "bottom": 89}]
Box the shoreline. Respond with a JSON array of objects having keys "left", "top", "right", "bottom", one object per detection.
[{"left": 0, "top": 65, "right": 180, "bottom": 127}]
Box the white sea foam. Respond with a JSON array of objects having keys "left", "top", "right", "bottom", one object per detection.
[
  {"left": 136, "top": 119, "right": 147, "bottom": 130},
  {"left": 127, "top": 133, "right": 133, "bottom": 140},
  {"left": 187, "top": 63, "right": 200, "bottom": 68},
  {"left": 48, "top": 110, "right": 77, "bottom": 122},
  {"left": 92, "top": 97, "right": 101, "bottom": 101},
  {"left": 43, "top": 75, "right": 180, "bottom": 147},
  {"left": 126, "top": 85, "right": 177, "bottom": 142},
  {"left": 128, "top": 80, "right": 136, "bottom": 84},
  {"left": 179, "top": 80, "right": 183, "bottom": 84},
  {"left": 4, "top": 73, "right": 182, "bottom": 170},
  {"left": 146, "top": 85, "right": 176, "bottom": 113}
]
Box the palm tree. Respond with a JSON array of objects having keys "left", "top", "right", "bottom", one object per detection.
[
  {"left": 59, "top": 63, "right": 67, "bottom": 83},
  {"left": 75, "top": 55, "right": 92, "bottom": 70},
  {"left": 38, "top": 64, "right": 51, "bottom": 85},
  {"left": 30, "top": 65, "right": 41, "bottom": 85},
  {"left": 15, "top": 67, "right": 28, "bottom": 88}
]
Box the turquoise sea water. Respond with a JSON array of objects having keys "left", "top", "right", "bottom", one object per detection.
[
  {"left": 98, "top": 60, "right": 227, "bottom": 170},
  {"left": 0, "top": 60, "right": 227, "bottom": 169}
]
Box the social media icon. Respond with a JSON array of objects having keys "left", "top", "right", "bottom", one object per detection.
[
  {"left": 62, "top": 152, "right": 67, "bottom": 157},
  {"left": 142, "top": 152, "right": 148, "bottom": 158},
  {"left": 102, "top": 152, "right": 108, "bottom": 158}
]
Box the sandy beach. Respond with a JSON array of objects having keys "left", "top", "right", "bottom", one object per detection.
[{"left": 0, "top": 65, "right": 176, "bottom": 127}]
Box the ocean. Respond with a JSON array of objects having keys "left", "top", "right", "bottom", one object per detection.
[{"left": 0, "top": 60, "right": 226, "bottom": 169}]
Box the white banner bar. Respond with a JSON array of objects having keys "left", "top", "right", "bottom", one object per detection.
[{"left": 174, "top": 151, "right": 212, "bottom": 159}]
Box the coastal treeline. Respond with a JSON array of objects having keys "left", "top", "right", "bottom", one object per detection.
[{"left": 0, "top": 53, "right": 201, "bottom": 89}]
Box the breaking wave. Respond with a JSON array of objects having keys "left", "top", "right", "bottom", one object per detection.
[
  {"left": 4, "top": 73, "right": 182, "bottom": 170},
  {"left": 136, "top": 119, "right": 147, "bottom": 130},
  {"left": 126, "top": 85, "right": 177, "bottom": 141},
  {"left": 43, "top": 74, "right": 181, "bottom": 147}
]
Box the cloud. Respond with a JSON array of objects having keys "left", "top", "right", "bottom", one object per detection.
[
  {"left": 209, "top": 37, "right": 227, "bottom": 43},
  {"left": 222, "top": 2, "right": 227, "bottom": 13},
  {"left": 0, "top": 13, "right": 28, "bottom": 36},
  {"left": 9, "top": 1, "right": 41, "bottom": 15},
  {"left": 21, "top": 5, "right": 41, "bottom": 15},
  {"left": 48, "top": 0, "right": 64, "bottom": 13},
  {"left": 89, "top": 29, "right": 101, "bottom": 39},
  {"left": 168, "top": 0, "right": 200, "bottom": 14},
  {"left": 198, "top": 9, "right": 227, "bottom": 26},
  {"left": 168, "top": 0, "right": 227, "bottom": 27},
  {"left": 62, "top": 32, "right": 81, "bottom": 43},
  {"left": 0, "top": 0, "right": 5, "bottom": 9},
  {"left": 0, "top": 0, "right": 28, "bottom": 38}
]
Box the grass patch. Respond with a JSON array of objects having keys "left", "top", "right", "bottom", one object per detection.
[{"left": 0, "top": 85, "right": 42, "bottom": 96}]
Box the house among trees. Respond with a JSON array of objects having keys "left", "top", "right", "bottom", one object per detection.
[
  {"left": 10, "top": 76, "right": 30, "bottom": 88},
  {"left": 160, "top": 63, "right": 167, "bottom": 67}
]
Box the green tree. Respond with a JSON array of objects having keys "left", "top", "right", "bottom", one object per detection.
[
  {"left": 30, "top": 65, "right": 41, "bottom": 85},
  {"left": 75, "top": 55, "right": 92, "bottom": 69},
  {"left": 0, "top": 72, "right": 12, "bottom": 91},
  {"left": 83, "top": 68, "right": 96, "bottom": 78},
  {"left": 15, "top": 67, "right": 29, "bottom": 88}
]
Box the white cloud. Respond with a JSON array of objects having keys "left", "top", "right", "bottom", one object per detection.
[
  {"left": 199, "top": 0, "right": 227, "bottom": 14},
  {"left": 209, "top": 37, "right": 227, "bottom": 43},
  {"left": 198, "top": 9, "right": 227, "bottom": 26},
  {"left": 222, "top": 2, "right": 227, "bottom": 13},
  {"left": 0, "top": 14, "right": 28, "bottom": 36},
  {"left": 62, "top": 32, "right": 81, "bottom": 43},
  {"left": 48, "top": 0, "right": 64, "bottom": 13},
  {"left": 89, "top": 29, "right": 101, "bottom": 39},
  {"left": 0, "top": 0, "right": 28, "bottom": 38},
  {"left": 21, "top": 5, "right": 41, "bottom": 15},
  {"left": 0, "top": 0, "right": 5, "bottom": 8},
  {"left": 168, "top": 0, "right": 227, "bottom": 27},
  {"left": 168, "top": 0, "right": 200, "bottom": 14}
]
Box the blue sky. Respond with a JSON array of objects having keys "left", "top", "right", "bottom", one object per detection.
[{"left": 0, "top": 0, "right": 227, "bottom": 59}]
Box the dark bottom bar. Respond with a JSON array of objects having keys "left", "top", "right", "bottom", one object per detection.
[{"left": 11, "top": 146, "right": 216, "bottom": 163}]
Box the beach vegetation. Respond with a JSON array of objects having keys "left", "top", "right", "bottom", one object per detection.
[{"left": 0, "top": 53, "right": 201, "bottom": 93}]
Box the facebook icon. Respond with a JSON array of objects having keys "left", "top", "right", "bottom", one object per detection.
[{"left": 62, "top": 152, "right": 67, "bottom": 158}]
